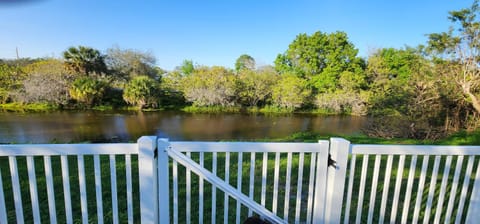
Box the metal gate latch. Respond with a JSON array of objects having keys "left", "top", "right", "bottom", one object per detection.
[{"left": 328, "top": 153, "right": 337, "bottom": 169}]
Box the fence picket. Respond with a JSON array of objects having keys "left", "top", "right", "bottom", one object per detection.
[
  {"left": 423, "top": 155, "right": 441, "bottom": 224},
  {"left": 224, "top": 152, "right": 230, "bottom": 224},
  {"left": 26, "top": 156, "right": 41, "bottom": 224},
  {"left": 465, "top": 156, "right": 480, "bottom": 224},
  {"left": 456, "top": 156, "right": 475, "bottom": 224},
  {"left": 125, "top": 154, "right": 133, "bottom": 224},
  {"left": 248, "top": 152, "right": 256, "bottom": 217},
  {"left": 343, "top": 154, "right": 356, "bottom": 224},
  {"left": 173, "top": 160, "right": 178, "bottom": 224},
  {"left": 434, "top": 155, "right": 453, "bottom": 223},
  {"left": 401, "top": 155, "right": 417, "bottom": 224},
  {"left": 186, "top": 152, "right": 191, "bottom": 224},
  {"left": 412, "top": 155, "right": 429, "bottom": 224},
  {"left": 211, "top": 152, "right": 217, "bottom": 224},
  {"left": 0, "top": 167, "right": 7, "bottom": 224},
  {"left": 355, "top": 155, "right": 369, "bottom": 224},
  {"left": 236, "top": 152, "right": 243, "bottom": 224},
  {"left": 379, "top": 155, "right": 393, "bottom": 223},
  {"left": 261, "top": 152, "right": 268, "bottom": 207},
  {"left": 273, "top": 152, "right": 280, "bottom": 215},
  {"left": 283, "top": 152, "right": 293, "bottom": 221},
  {"left": 306, "top": 153, "right": 316, "bottom": 224},
  {"left": 44, "top": 156, "right": 57, "bottom": 224},
  {"left": 367, "top": 155, "right": 381, "bottom": 224},
  {"left": 445, "top": 156, "right": 464, "bottom": 223},
  {"left": 390, "top": 155, "right": 405, "bottom": 223},
  {"left": 199, "top": 152, "right": 204, "bottom": 224},
  {"left": 60, "top": 155, "right": 72, "bottom": 224},
  {"left": 110, "top": 155, "right": 119, "bottom": 224},
  {"left": 77, "top": 155, "right": 88, "bottom": 224},
  {"left": 294, "top": 152, "right": 304, "bottom": 224},
  {"left": 9, "top": 156, "right": 24, "bottom": 224},
  {"left": 93, "top": 155, "right": 103, "bottom": 224}
]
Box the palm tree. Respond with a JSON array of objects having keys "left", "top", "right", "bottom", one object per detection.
[{"left": 63, "top": 46, "right": 107, "bottom": 75}]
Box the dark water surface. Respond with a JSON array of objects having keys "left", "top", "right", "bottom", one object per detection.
[{"left": 0, "top": 111, "right": 368, "bottom": 143}]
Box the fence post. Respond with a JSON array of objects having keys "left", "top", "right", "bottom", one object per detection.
[
  {"left": 157, "top": 138, "right": 170, "bottom": 224},
  {"left": 324, "top": 138, "right": 350, "bottom": 223},
  {"left": 0, "top": 168, "right": 7, "bottom": 224},
  {"left": 312, "top": 140, "right": 330, "bottom": 224},
  {"left": 466, "top": 161, "right": 480, "bottom": 223},
  {"left": 138, "top": 136, "right": 158, "bottom": 224}
]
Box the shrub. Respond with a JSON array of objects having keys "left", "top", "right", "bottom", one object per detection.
[
  {"left": 123, "top": 76, "right": 160, "bottom": 109},
  {"left": 315, "top": 92, "right": 367, "bottom": 115},
  {"left": 69, "top": 77, "right": 107, "bottom": 107},
  {"left": 271, "top": 73, "right": 310, "bottom": 110}
]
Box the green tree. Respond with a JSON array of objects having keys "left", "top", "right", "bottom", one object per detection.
[
  {"left": 367, "top": 48, "right": 433, "bottom": 113},
  {"left": 63, "top": 46, "right": 107, "bottom": 75},
  {"left": 235, "top": 54, "right": 255, "bottom": 71},
  {"left": 177, "top": 60, "right": 195, "bottom": 76},
  {"left": 427, "top": 0, "right": 480, "bottom": 114},
  {"left": 0, "top": 63, "right": 23, "bottom": 103},
  {"left": 364, "top": 47, "right": 454, "bottom": 138},
  {"left": 366, "top": 48, "right": 426, "bottom": 113},
  {"left": 236, "top": 69, "right": 278, "bottom": 106},
  {"left": 367, "top": 48, "right": 421, "bottom": 87},
  {"left": 123, "top": 76, "right": 161, "bottom": 109},
  {"left": 181, "top": 66, "right": 237, "bottom": 106},
  {"left": 272, "top": 73, "right": 311, "bottom": 109},
  {"left": 69, "top": 76, "right": 107, "bottom": 107},
  {"left": 275, "top": 31, "right": 365, "bottom": 93}
]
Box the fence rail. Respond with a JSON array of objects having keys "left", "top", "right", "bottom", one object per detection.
[{"left": 1, "top": 137, "right": 480, "bottom": 224}]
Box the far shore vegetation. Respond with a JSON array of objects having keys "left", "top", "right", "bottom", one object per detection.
[{"left": 1, "top": 2, "right": 480, "bottom": 141}]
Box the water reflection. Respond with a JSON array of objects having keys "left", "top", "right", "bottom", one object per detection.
[{"left": 0, "top": 111, "right": 368, "bottom": 143}]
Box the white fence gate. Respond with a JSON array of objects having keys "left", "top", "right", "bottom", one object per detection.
[
  {"left": 157, "top": 139, "right": 332, "bottom": 224},
  {"left": 2, "top": 136, "right": 480, "bottom": 223}
]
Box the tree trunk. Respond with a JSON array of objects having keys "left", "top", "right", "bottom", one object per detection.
[{"left": 465, "top": 90, "right": 480, "bottom": 114}]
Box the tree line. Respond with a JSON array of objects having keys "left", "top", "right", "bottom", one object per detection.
[{"left": 0, "top": 0, "right": 479, "bottom": 139}]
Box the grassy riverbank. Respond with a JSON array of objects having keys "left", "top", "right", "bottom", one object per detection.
[
  {"left": 181, "top": 105, "right": 348, "bottom": 115},
  {"left": 0, "top": 103, "right": 339, "bottom": 115},
  {"left": 0, "top": 103, "right": 58, "bottom": 112},
  {"left": 276, "top": 130, "right": 480, "bottom": 145}
]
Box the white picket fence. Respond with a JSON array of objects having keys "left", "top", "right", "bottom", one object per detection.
[{"left": 1, "top": 136, "right": 480, "bottom": 223}]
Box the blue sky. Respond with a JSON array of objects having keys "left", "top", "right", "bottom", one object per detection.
[{"left": 0, "top": 0, "right": 473, "bottom": 70}]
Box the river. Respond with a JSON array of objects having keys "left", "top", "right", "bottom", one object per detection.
[{"left": 0, "top": 111, "right": 368, "bottom": 143}]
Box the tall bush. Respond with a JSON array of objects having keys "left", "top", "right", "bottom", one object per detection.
[{"left": 123, "top": 76, "right": 160, "bottom": 109}]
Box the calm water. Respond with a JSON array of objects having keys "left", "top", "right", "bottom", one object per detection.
[{"left": 0, "top": 111, "right": 368, "bottom": 143}]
